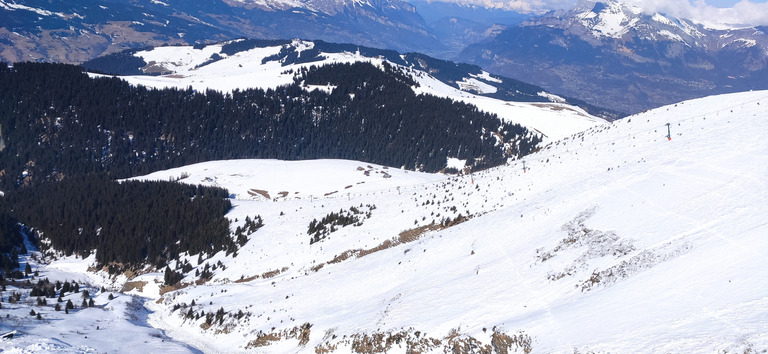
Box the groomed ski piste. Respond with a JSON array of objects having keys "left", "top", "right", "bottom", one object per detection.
[{"left": 2, "top": 90, "right": 767, "bottom": 352}]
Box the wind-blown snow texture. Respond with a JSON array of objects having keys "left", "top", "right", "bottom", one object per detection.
[{"left": 3, "top": 90, "right": 767, "bottom": 352}]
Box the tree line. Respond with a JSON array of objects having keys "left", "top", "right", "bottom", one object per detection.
[
  {"left": 0, "top": 61, "right": 540, "bottom": 192},
  {"left": 0, "top": 60, "right": 541, "bottom": 269},
  {"left": 0, "top": 176, "right": 232, "bottom": 272}
]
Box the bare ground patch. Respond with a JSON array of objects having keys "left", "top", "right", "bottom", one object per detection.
[
  {"left": 234, "top": 275, "right": 259, "bottom": 283},
  {"left": 314, "top": 327, "right": 531, "bottom": 354},
  {"left": 311, "top": 216, "right": 472, "bottom": 273},
  {"left": 121, "top": 281, "right": 147, "bottom": 293},
  {"left": 248, "top": 189, "right": 270, "bottom": 199},
  {"left": 244, "top": 323, "right": 312, "bottom": 349},
  {"left": 262, "top": 266, "right": 289, "bottom": 279}
]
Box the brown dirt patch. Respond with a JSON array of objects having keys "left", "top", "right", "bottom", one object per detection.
[{"left": 248, "top": 189, "right": 270, "bottom": 199}]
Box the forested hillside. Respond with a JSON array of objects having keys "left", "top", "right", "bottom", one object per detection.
[
  {"left": 0, "top": 176, "right": 232, "bottom": 273},
  {"left": 82, "top": 39, "right": 617, "bottom": 119},
  {"left": 0, "top": 60, "right": 540, "bottom": 272},
  {"left": 0, "top": 62, "right": 540, "bottom": 192}
]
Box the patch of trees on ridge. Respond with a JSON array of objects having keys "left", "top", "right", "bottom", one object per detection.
[
  {"left": 80, "top": 47, "right": 153, "bottom": 75},
  {"left": 0, "top": 62, "right": 540, "bottom": 191},
  {"left": 308, "top": 204, "right": 375, "bottom": 244},
  {"left": 1, "top": 176, "right": 232, "bottom": 272}
]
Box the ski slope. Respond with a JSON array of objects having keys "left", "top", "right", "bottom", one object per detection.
[
  {"left": 3, "top": 90, "right": 767, "bottom": 352},
  {"left": 136, "top": 90, "right": 768, "bottom": 352}
]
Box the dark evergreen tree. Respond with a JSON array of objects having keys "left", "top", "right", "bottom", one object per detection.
[
  {"left": 0, "top": 62, "right": 540, "bottom": 192},
  {"left": 4, "top": 177, "right": 232, "bottom": 271},
  {"left": 164, "top": 266, "right": 184, "bottom": 286}
]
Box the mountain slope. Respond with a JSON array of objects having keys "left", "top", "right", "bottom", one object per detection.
[
  {"left": 127, "top": 90, "right": 767, "bottom": 351},
  {"left": 0, "top": 0, "right": 443, "bottom": 64},
  {"left": 457, "top": 0, "right": 768, "bottom": 114},
  {"left": 1, "top": 90, "right": 766, "bottom": 352},
  {"left": 84, "top": 39, "right": 611, "bottom": 140},
  {"left": 0, "top": 0, "right": 235, "bottom": 63},
  {"left": 0, "top": 61, "right": 542, "bottom": 192}
]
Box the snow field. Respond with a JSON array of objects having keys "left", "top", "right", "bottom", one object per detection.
[
  {"left": 4, "top": 90, "right": 766, "bottom": 352},
  {"left": 134, "top": 91, "right": 768, "bottom": 352}
]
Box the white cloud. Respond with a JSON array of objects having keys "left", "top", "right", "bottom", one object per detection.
[{"left": 601, "top": 0, "right": 768, "bottom": 27}]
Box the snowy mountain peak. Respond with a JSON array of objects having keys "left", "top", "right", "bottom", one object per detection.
[
  {"left": 526, "top": 0, "right": 768, "bottom": 52},
  {"left": 567, "top": 0, "right": 712, "bottom": 41},
  {"left": 461, "top": 0, "right": 768, "bottom": 114},
  {"left": 574, "top": 1, "right": 641, "bottom": 38}
]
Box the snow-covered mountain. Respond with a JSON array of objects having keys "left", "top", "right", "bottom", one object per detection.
[
  {"left": 225, "top": 0, "right": 415, "bottom": 16},
  {"left": 2, "top": 89, "right": 766, "bottom": 352},
  {"left": 458, "top": 0, "right": 768, "bottom": 114},
  {"left": 0, "top": 0, "right": 440, "bottom": 64},
  {"left": 84, "top": 39, "right": 611, "bottom": 140}
]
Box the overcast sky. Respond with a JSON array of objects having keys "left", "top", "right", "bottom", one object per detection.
[{"left": 450, "top": 0, "right": 768, "bottom": 26}]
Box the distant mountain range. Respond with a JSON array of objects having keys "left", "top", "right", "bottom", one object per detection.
[
  {"left": 2, "top": 0, "right": 767, "bottom": 113},
  {"left": 0, "top": 0, "right": 441, "bottom": 63},
  {"left": 457, "top": 1, "right": 768, "bottom": 113},
  {"left": 0, "top": 0, "right": 528, "bottom": 64}
]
